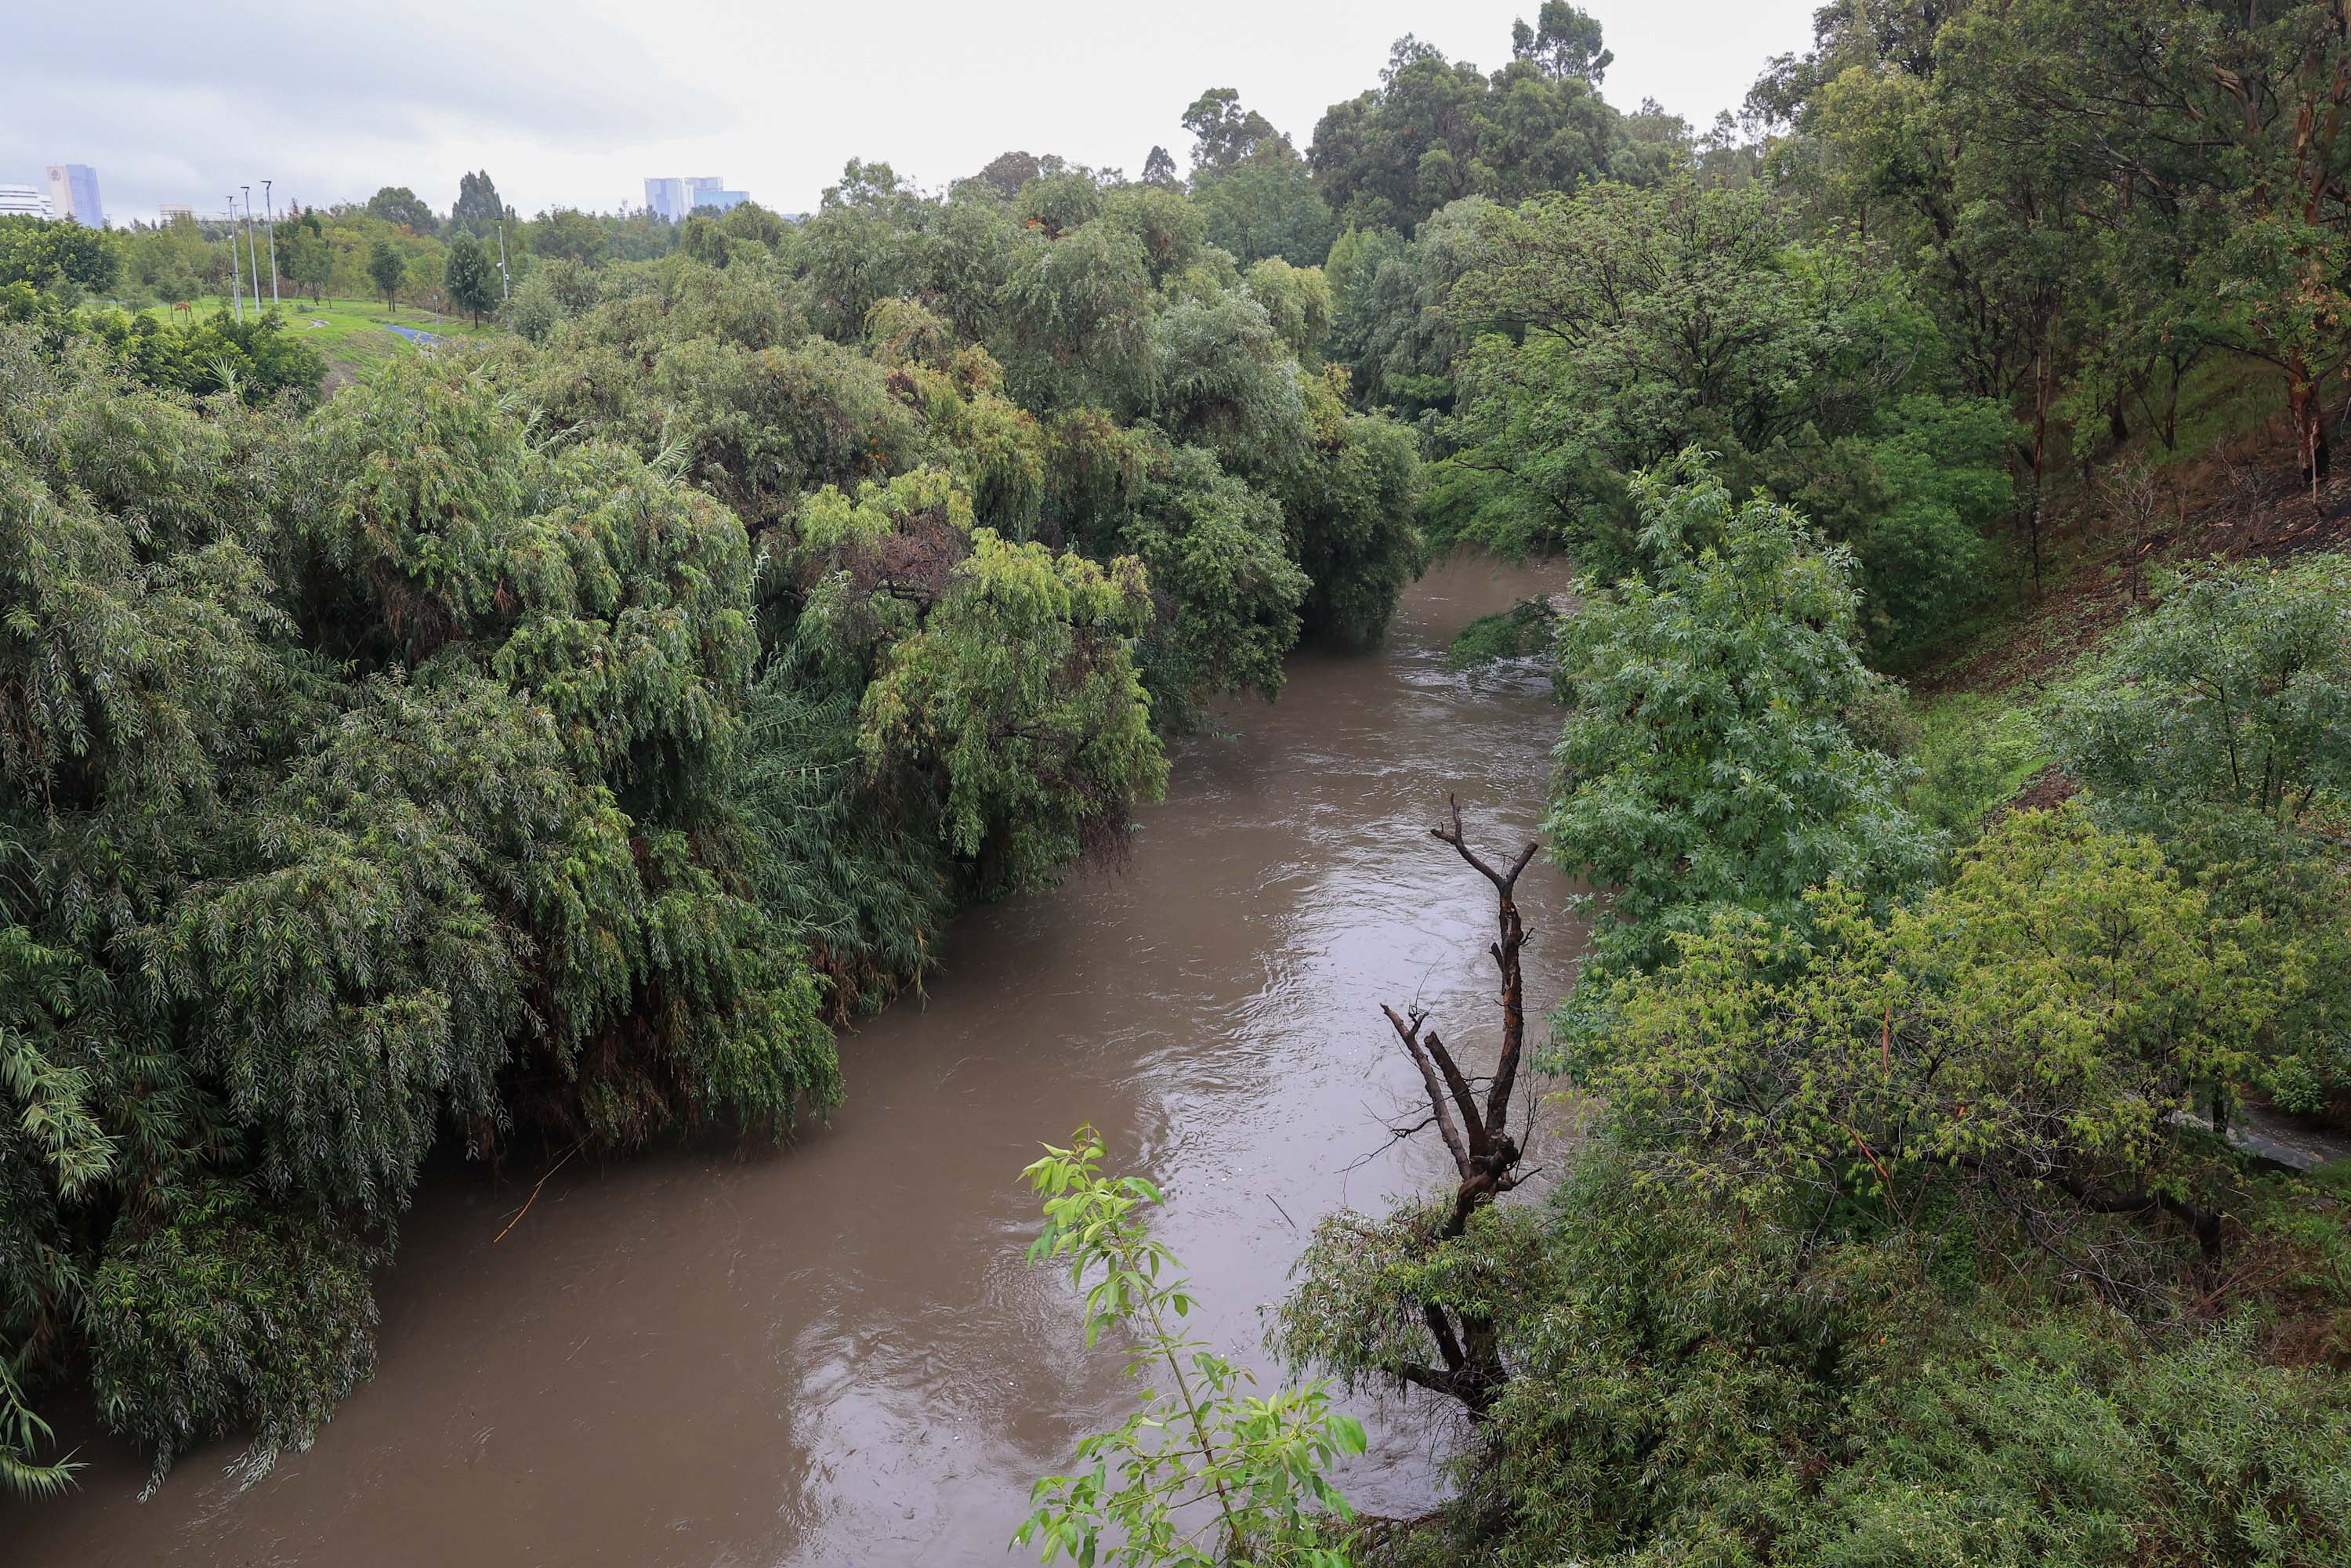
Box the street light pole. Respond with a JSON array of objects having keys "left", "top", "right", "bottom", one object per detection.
[
  {"left": 263, "top": 179, "right": 280, "bottom": 309},
  {"left": 227, "top": 198, "right": 242, "bottom": 323},
  {"left": 494, "top": 220, "right": 510, "bottom": 302},
  {"left": 239, "top": 185, "right": 260, "bottom": 316}
]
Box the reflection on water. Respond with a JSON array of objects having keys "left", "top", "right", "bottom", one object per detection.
[{"left": 9, "top": 552, "right": 1582, "bottom": 1567}]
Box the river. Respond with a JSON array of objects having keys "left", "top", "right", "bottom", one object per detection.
[{"left": 9, "top": 552, "right": 1584, "bottom": 1567}]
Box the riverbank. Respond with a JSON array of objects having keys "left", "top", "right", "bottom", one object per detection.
[{"left": 5, "top": 551, "right": 1584, "bottom": 1566}]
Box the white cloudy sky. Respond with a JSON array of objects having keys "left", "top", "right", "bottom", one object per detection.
[{"left": 9, "top": 0, "right": 1820, "bottom": 223}]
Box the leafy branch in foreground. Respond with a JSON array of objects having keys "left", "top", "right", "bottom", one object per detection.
[
  {"left": 1014, "top": 1127, "right": 1364, "bottom": 1568},
  {"left": 0, "top": 1357, "right": 78, "bottom": 1499}
]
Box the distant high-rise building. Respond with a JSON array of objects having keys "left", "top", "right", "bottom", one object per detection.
[
  {"left": 44, "top": 164, "right": 103, "bottom": 226},
  {"left": 0, "top": 184, "right": 51, "bottom": 218},
  {"left": 159, "top": 204, "right": 196, "bottom": 225},
  {"left": 643, "top": 176, "right": 687, "bottom": 223},
  {"left": 643, "top": 176, "right": 750, "bottom": 222}
]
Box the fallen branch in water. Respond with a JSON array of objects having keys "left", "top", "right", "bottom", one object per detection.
[{"left": 494, "top": 1141, "right": 585, "bottom": 1244}]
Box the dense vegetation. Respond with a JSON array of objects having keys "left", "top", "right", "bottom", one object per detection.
[
  {"left": 0, "top": 93, "right": 1425, "bottom": 1494},
  {"left": 5, "top": 2, "right": 2348, "bottom": 1561},
  {"left": 1260, "top": 5, "right": 2351, "bottom": 1566}
]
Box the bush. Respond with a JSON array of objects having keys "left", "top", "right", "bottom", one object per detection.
[{"left": 87, "top": 1185, "right": 379, "bottom": 1494}]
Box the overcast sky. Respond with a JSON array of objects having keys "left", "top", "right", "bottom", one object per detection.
[{"left": 9, "top": 1, "right": 1820, "bottom": 224}]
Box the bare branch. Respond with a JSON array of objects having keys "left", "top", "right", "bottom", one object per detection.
[
  {"left": 1384, "top": 1005, "right": 1470, "bottom": 1175},
  {"left": 1421, "top": 1028, "right": 1489, "bottom": 1153}
]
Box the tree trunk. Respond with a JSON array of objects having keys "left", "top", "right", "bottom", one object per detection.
[
  {"left": 1377, "top": 796, "right": 1540, "bottom": 1420},
  {"left": 2028, "top": 328, "right": 2054, "bottom": 595},
  {"left": 2291, "top": 350, "right": 2329, "bottom": 516}
]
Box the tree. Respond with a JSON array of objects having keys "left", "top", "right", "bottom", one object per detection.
[
  {"left": 1511, "top": 1, "right": 1612, "bottom": 81},
  {"left": 1328, "top": 198, "right": 1478, "bottom": 419},
  {"left": 854, "top": 519, "right": 1168, "bottom": 895},
  {"left": 1932, "top": 0, "right": 2351, "bottom": 500},
  {"left": 449, "top": 168, "right": 507, "bottom": 234},
  {"left": 1139, "top": 144, "right": 1179, "bottom": 189},
  {"left": 0, "top": 339, "right": 840, "bottom": 1492},
  {"left": 1013, "top": 1128, "right": 1365, "bottom": 1566},
  {"left": 1193, "top": 153, "right": 1335, "bottom": 268},
  {"left": 81, "top": 304, "right": 327, "bottom": 405},
  {"left": 1574, "top": 808, "right": 2266, "bottom": 1277},
  {"left": 367, "top": 235, "right": 404, "bottom": 308},
  {"left": 442, "top": 232, "right": 496, "bottom": 325},
  {"left": 1275, "top": 799, "right": 1546, "bottom": 1429},
  {"left": 2052, "top": 559, "right": 2351, "bottom": 833},
  {"left": 1181, "top": 86, "right": 1288, "bottom": 178},
  {"left": 678, "top": 213, "right": 730, "bottom": 268},
  {"left": 2050, "top": 557, "right": 2351, "bottom": 1114},
  {"left": 0, "top": 215, "right": 120, "bottom": 292},
  {"left": 1284, "top": 391, "right": 1424, "bottom": 649},
  {"left": 364, "top": 185, "right": 434, "bottom": 233},
  {"left": 1436, "top": 176, "right": 2009, "bottom": 650},
  {"left": 1118, "top": 438, "right": 1310, "bottom": 722},
  {"left": 972, "top": 149, "right": 1044, "bottom": 200},
  {"left": 283, "top": 216, "right": 332, "bottom": 302},
  {"left": 1310, "top": 24, "right": 1627, "bottom": 235},
  {"left": 1544, "top": 456, "right": 1940, "bottom": 983},
  {"left": 1242, "top": 258, "right": 1331, "bottom": 363},
  {"left": 523, "top": 207, "right": 607, "bottom": 265}
]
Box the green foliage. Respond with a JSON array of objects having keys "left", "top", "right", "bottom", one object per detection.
[
  {"left": 1898, "top": 690, "right": 2049, "bottom": 839},
  {"left": 367, "top": 235, "right": 404, "bottom": 307},
  {"left": 2052, "top": 556, "right": 2351, "bottom": 1111},
  {"left": 365, "top": 186, "right": 435, "bottom": 233},
  {"left": 1274, "top": 1197, "right": 1549, "bottom": 1404},
  {"left": 1545, "top": 457, "right": 1939, "bottom": 980},
  {"left": 522, "top": 207, "right": 612, "bottom": 266},
  {"left": 860, "top": 528, "right": 1168, "bottom": 894},
  {"left": 1572, "top": 809, "right": 2266, "bottom": 1273},
  {"left": 1148, "top": 289, "right": 1311, "bottom": 482},
  {"left": 0, "top": 337, "right": 841, "bottom": 1486},
  {"left": 1815, "top": 1316, "right": 2351, "bottom": 1568},
  {"left": 0, "top": 216, "right": 120, "bottom": 293},
  {"left": 87, "top": 1183, "right": 379, "bottom": 1495},
  {"left": 1286, "top": 393, "right": 1425, "bottom": 649},
  {"left": 1425, "top": 1157, "right": 1855, "bottom": 1566},
  {"left": 449, "top": 169, "right": 508, "bottom": 236},
  {"left": 1444, "top": 597, "right": 1556, "bottom": 669},
  {"left": 1746, "top": 394, "right": 2012, "bottom": 659},
  {"left": 1122, "top": 440, "right": 1311, "bottom": 721},
  {"left": 1310, "top": 1153, "right": 2351, "bottom": 1568},
  {"left": 735, "top": 662, "right": 951, "bottom": 1012},
  {"left": 2053, "top": 558, "right": 2351, "bottom": 831},
  {"left": 78, "top": 306, "right": 327, "bottom": 405},
  {"left": 1332, "top": 200, "right": 1483, "bottom": 422},
  {"left": 1194, "top": 145, "right": 1335, "bottom": 269},
  {"left": 1437, "top": 176, "right": 2005, "bottom": 650},
  {"left": 1244, "top": 258, "right": 1333, "bottom": 364},
  {"left": 1310, "top": 20, "right": 1632, "bottom": 237},
  {"left": 1016, "top": 1128, "right": 1364, "bottom": 1568},
  {"left": 442, "top": 231, "right": 497, "bottom": 325}
]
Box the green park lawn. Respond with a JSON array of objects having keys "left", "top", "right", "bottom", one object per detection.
[{"left": 139, "top": 293, "right": 495, "bottom": 375}]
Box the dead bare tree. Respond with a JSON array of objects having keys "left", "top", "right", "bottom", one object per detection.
[{"left": 1375, "top": 795, "right": 1539, "bottom": 1418}]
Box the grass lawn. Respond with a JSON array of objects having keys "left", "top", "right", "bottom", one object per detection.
[{"left": 137, "top": 295, "right": 498, "bottom": 378}]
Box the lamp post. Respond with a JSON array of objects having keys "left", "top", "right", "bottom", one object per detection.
[
  {"left": 262, "top": 179, "right": 279, "bottom": 309},
  {"left": 227, "top": 197, "right": 242, "bottom": 322},
  {"left": 239, "top": 185, "right": 260, "bottom": 315}
]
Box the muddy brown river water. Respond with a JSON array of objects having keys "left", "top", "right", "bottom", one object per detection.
[{"left": 9, "top": 552, "right": 1584, "bottom": 1568}]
